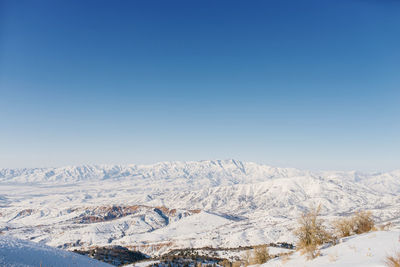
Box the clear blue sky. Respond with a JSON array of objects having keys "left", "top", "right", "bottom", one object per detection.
[{"left": 0, "top": 0, "right": 399, "bottom": 170}]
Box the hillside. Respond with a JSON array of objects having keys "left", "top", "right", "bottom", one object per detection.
[
  {"left": 263, "top": 230, "right": 400, "bottom": 267},
  {"left": 0, "top": 160, "right": 399, "bottom": 256},
  {"left": 0, "top": 235, "right": 112, "bottom": 267}
]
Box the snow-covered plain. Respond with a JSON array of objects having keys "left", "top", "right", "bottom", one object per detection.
[
  {"left": 0, "top": 235, "right": 112, "bottom": 267},
  {"left": 0, "top": 160, "right": 399, "bottom": 256}
]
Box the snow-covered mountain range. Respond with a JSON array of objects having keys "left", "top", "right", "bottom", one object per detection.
[{"left": 0, "top": 160, "right": 399, "bottom": 256}]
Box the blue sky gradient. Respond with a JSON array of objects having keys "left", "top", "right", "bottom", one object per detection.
[{"left": 1, "top": 0, "right": 399, "bottom": 170}]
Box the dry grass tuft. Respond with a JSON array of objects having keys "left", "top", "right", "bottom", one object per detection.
[{"left": 385, "top": 252, "right": 400, "bottom": 267}]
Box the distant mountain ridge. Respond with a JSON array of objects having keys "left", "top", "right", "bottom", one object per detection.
[
  {"left": 0, "top": 159, "right": 303, "bottom": 183},
  {"left": 1, "top": 159, "right": 398, "bottom": 185}
]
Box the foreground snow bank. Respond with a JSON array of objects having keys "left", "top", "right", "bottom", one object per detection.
[
  {"left": 0, "top": 235, "right": 112, "bottom": 267},
  {"left": 263, "top": 230, "right": 400, "bottom": 267}
]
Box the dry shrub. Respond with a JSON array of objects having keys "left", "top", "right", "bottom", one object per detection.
[
  {"left": 333, "top": 211, "right": 375, "bottom": 238},
  {"left": 385, "top": 252, "right": 400, "bottom": 267},
  {"left": 304, "top": 243, "right": 321, "bottom": 259},
  {"left": 293, "top": 205, "right": 332, "bottom": 259},
  {"left": 333, "top": 217, "right": 354, "bottom": 237},
  {"left": 242, "top": 246, "right": 271, "bottom": 265},
  {"left": 253, "top": 245, "right": 271, "bottom": 264},
  {"left": 353, "top": 211, "right": 374, "bottom": 234}
]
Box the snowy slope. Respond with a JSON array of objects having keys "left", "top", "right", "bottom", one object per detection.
[
  {"left": 0, "top": 160, "right": 399, "bottom": 255},
  {"left": 0, "top": 235, "right": 112, "bottom": 267},
  {"left": 263, "top": 230, "right": 400, "bottom": 267}
]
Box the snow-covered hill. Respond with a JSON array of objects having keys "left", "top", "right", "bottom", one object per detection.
[
  {"left": 0, "top": 235, "right": 112, "bottom": 267},
  {"left": 0, "top": 160, "right": 399, "bottom": 256},
  {"left": 263, "top": 230, "right": 400, "bottom": 267}
]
